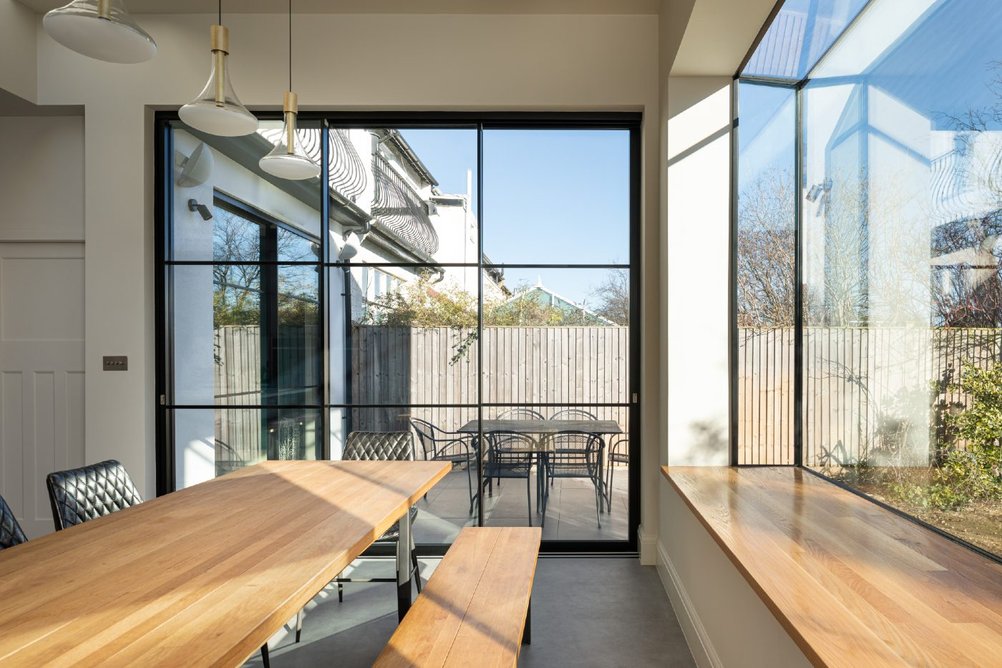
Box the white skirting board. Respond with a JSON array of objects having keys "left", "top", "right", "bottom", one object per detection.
[
  {"left": 657, "top": 542, "right": 722, "bottom": 668},
  {"left": 638, "top": 522, "right": 658, "bottom": 566}
]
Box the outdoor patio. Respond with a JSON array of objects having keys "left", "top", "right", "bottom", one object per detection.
[{"left": 412, "top": 464, "right": 630, "bottom": 544}]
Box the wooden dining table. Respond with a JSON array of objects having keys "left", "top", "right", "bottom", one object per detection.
[{"left": 0, "top": 459, "right": 450, "bottom": 667}]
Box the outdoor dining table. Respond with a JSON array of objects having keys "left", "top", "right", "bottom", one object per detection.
[
  {"left": 0, "top": 459, "right": 449, "bottom": 667},
  {"left": 458, "top": 419, "right": 623, "bottom": 439},
  {"left": 457, "top": 419, "right": 622, "bottom": 514}
]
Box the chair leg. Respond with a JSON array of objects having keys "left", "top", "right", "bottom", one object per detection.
[
  {"left": 607, "top": 461, "right": 615, "bottom": 508},
  {"left": 465, "top": 458, "right": 474, "bottom": 516},
  {"left": 594, "top": 477, "right": 602, "bottom": 529},
  {"left": 337, "top": 581, "right": 344, "bottom": 603},
  {"left": 260, "top": 644, "right": 270, "bottom": 668},
  {"left": 527, "top": 475, "right": 534, "bottom": 527},
  {"left": 295, "top": 608, "right": 303, "bottom": 643}
]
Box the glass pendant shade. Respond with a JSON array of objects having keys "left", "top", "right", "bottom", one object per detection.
[
  {"left": 259, "top": 91, "right": 321, "bottom": 180},
  {"left": 179, "top": 25, "right": 257, "bottom": 137},
  {"left": 43, "top": 0, "right": 157, "bottom": 64}
]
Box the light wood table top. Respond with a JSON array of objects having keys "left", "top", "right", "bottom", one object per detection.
[
  {"left": 0, "top": 460, "right": 450, "bottom": 667},
  {"left": 663, "top": 466, "right": 1002, "bottom": 667}
]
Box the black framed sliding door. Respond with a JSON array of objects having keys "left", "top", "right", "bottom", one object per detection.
[{"left": 156, "top": 112, "right": 641, "bottom": 553}]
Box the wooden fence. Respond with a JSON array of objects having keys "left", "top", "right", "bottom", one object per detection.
[
  {"left": 212, "top": 325, "right": 631, "bottom": 468},
  {"left": 213, "top": 325, "right": 1002, "bottom": 470},
  {"left": 350, "top": 325, "right": 631, "bottom": 443},
  {"left": 738, "top": 327, "right": 1002, "bottom": 466}
]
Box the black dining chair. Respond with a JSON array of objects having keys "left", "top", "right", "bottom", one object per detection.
[
  {"left": 333, "top": 431, "right": 423, "bottom": 602},
  {"left": 497, "top": 407, "right": 546, "bottom": 420},
  {"left": 545, "top": 431, "right": 606, "bottom": 528},
  {"left": 0, "top": 493, "right": 27, "bottom": 550},
  {"left": 46, "top": 459, "right": 143, "bottom": 531},
  {"left": 410, "top": 418, "right": 476, "bottom": 515},
  {"left": 547, "top": 409, "right": 599, "bottom": 488},
  {"left": 491, "top": 408, "right": 546, "bottom": 490},
  {"left": 480, "top": 431, "right": 540, "bottom": 527},
  {"left": 606, "top": 434, "right": 629, "bottom": 509},
  {"left": 549, "top": 408, "right": 598, "bottom": 420},
  {"left": 46, "top": 460, "right": 282, "bottom": 666}
]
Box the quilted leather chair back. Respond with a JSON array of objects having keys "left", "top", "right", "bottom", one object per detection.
[
  {"left": 46, "top": 459, "right": 143, "bottom": 531},
  {"left": 0, "top": 493, "right": 27, "bottom": 550},
  {"left": 343, "top": 431, "right": 414, "bottom": 462}
]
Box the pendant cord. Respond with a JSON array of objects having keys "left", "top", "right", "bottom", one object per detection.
[
  {"left": 217, "top": 0, "right": 221, "bottom": 25},
  {"left": 288, "top": 0, "right": 293, "bottom": 92}
]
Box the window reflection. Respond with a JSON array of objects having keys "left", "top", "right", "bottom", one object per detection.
[{"left": 798, "top": 0, "right": 1002, "bottom": 557}]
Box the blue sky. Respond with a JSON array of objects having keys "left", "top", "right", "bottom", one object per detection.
[{"left": 401, "top": 128, "right": 630, "bottom": 305}]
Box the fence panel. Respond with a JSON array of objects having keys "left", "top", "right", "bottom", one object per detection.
[
  {"left": 739, "top": 326, "right": 1002, "bottom": 466},
  {"left": 350, "top": 325, "right": 631, "bottom": 460}
]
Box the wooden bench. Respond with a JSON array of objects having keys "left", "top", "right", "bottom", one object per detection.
[
  {"left": 375, "top": 526, "right": 542, "bottom": 667},
  {"left": 663, "top": 466, "right": 1002, "bottom": 666}
]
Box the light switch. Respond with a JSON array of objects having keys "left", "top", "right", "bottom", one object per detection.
[{"left": 103, "top": 356, "right": 128, "bottom": 371}]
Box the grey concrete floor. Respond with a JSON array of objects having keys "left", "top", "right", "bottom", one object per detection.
[{"left": 247, "top": 558, "right": 694, "bottom": 667}]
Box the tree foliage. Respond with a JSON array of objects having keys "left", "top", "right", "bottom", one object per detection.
[
  {"left": 737, "top": 168, "right": 796, "bottom": 327},
  {"left": 362, "top": 277, "right": 610, "bottom": 328},
  {"left": 590, "top": 269, "right": 630, "bottom": 326}
]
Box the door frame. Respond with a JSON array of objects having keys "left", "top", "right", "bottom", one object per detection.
[{"left": 155, "top": 111, "right": 642, "bottom": 554}]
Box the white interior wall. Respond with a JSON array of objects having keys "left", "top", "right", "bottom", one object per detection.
[
  {"left": 0, "top": 114, "right": 85, "bottom": 536},
  {"left": 0, "top": 116, "right": 83, "bottom": 242},
  {"left": 655, "top": 1, "right": 807, "bottom": 664},
  {"left": 0, "top": 1, "right": 37, "bottom": 102},
  {"left": 664, "top": 77, "right": 731, "bottom": 467},
  {"left": 657, "top": 483, "right": 812, "bottom": 668},
  {"left": 30, "top": 13, "right": 662, "bottom": 529}
]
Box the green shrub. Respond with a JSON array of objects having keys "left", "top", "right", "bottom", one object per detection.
[{"left": 892, "top": 360, "right": 1002, "bottom": 511}]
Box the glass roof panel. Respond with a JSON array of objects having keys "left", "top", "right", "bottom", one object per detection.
[
  {"left": 741, "top": 0, "right": 870, "bottom": 80},
  {"left": 809, "top": 0, "right": 938, "bottom": 79}
]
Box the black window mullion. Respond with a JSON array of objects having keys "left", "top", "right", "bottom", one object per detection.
[{"left": 260, "top": 218, "right": 279, "bottom": 460}]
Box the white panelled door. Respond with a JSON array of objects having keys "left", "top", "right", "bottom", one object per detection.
[{"left": 0, "top": 243, "right": 85, "bottom": 538}]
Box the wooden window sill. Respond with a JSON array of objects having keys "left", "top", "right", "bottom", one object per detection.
[{"left": 662, "top": 466, "right": 1002, "bottom": 667}]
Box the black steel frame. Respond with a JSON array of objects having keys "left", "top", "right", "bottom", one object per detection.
[
  {"left": 155, "top": 111, "right": 642, "bottom": 555},
  {"left": 731, "top": 1, "right": 1002, "bottom": 564}
]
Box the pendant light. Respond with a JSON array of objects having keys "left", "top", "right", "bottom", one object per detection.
[
  {"left": 179, "top": 1, "right": 257, "bottom": 137},
  {"left": 259, "top": 0, "right": 320, "bottom": 180},
  {"left": 43, "top": 0, "right": 157, "bottom": 64}
]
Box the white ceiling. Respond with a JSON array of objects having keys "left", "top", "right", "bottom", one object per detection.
[{"left": 20, "top": 0, "right": 661, "bottom": 14}]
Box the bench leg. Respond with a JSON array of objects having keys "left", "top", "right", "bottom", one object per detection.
[
  {"left": 522, "top": 596, "right": 532, "bottom": 645},
  {"left": 396, "top": 504, "right": 413, "bottom": 622}
]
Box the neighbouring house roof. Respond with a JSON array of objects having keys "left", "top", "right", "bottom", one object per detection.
[{"left": 503, "top": 281, "right": 616, "bottom": 326}]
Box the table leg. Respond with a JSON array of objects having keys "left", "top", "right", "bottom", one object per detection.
[
  {"left": 522, "top": 595, "right": 532, "bottom": 645},
  {"left": 397, "top": 506, "right": 412, "bottom": 622}
]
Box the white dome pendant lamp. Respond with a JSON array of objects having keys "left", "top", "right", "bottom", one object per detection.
[
  {"left": 43, "top": 0, "right": 157, "bottom": 64},
  {"left": 179, "top": 0, "right": 257, "bottom": 137},
  {"left": 259, "top": 0, "right": 320, "bottom": 180}
]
